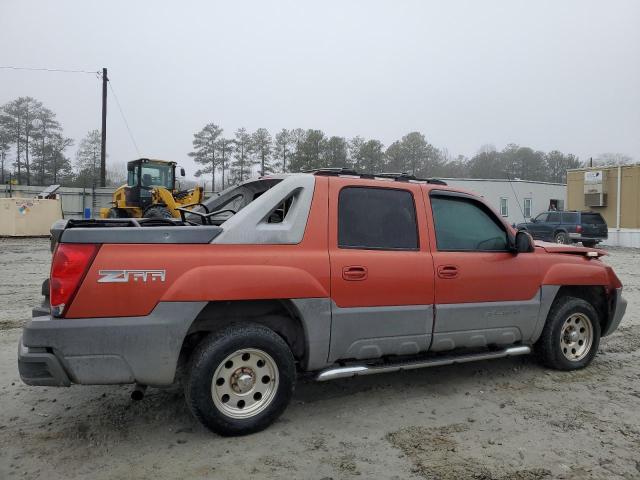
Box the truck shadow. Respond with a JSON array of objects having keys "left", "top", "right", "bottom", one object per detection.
[{"left": 14, "top": 353, "right": 549, "bottom": 444}]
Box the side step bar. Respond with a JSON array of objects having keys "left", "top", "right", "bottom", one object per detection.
[{"left": 316, "top": 345, "right": 532, "bottom": 382}]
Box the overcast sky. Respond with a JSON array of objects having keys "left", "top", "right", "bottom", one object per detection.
[{"left": 1, "top": 0, "right": 639, "bottom": 177}]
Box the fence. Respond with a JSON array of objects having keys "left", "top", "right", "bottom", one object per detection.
[{"left": 1, "top": 184, "right": 217, "bottom": 219}]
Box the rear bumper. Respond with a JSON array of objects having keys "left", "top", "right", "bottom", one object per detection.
[
  {"left": 18, "top": 302, "right": 205, "bottom": 387},
  {"left": 568, "top": 233, "right": 607, "bottom": 243},
  {"left": 603, "top": 288, "right": 627, "bottom": 337},
  {"left": 18, "top": 337, "right": 71, "bottom": 386}
]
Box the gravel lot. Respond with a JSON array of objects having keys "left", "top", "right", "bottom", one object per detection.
[{"left": 0, "top": 237, "right": 639, "bottom": 479}]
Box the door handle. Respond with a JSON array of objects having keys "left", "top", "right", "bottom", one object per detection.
[
  {"left": 437, "top": 265, "right": 459, "bottom": 279},
  {"left": 342, "top": 265, "right": 368, "bottom": 281}
]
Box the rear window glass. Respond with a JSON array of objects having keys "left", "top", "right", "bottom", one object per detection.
[
  {"left": 338, "top": 187, "right": 418, "bottom": 250},
  {"left": 562, "top": 212, "right": 579, "bottom": 224},
  {"left": 582, "top": 213, "right": 606, "bottom": 225}
]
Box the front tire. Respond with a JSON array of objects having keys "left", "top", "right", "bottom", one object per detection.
[
  {"left": 537, "top": 296, "right": 601, "bottom": 370},
  {"left": 185, "top": 324, "right": 296, "bottom": 436}
]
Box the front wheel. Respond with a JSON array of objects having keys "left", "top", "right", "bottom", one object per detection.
[
  {"left": 185, "top": 324, "right": 296, "bottom": 436},
  {"left": 537, "top": 296, "right": 601, "bottom": 370}
]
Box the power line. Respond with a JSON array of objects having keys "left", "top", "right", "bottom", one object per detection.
[
  {"left": 0, "top": 65, "right": 100, "bottom": 75},
  {"left": 107, "top": 79, "right": 141, "bottom": 157}
]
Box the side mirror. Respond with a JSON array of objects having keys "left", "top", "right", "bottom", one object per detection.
[
  {"left": 180, "top": 168, "right": 186, "bottom": 177},
  {"left": 530, "top": 218, "right": 536, "bottom": 223},
  {"left": 515, "top": 230, "right": 535, "bottom": 253}
]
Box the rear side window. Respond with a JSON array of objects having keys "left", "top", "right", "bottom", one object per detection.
[
  {"left": 562, "top": 212, "right": 579, "bottom": 224},
  {"left": 582, "top": 213, "right": 606, "bottom": 225},
  {"left": 431, "top": 195, "right": 508, "bottom": 251},
  {"left": 338, "top": 187, "right": 418, "bottom": 250}
]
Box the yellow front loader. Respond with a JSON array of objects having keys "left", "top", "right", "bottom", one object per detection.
[{"left": 99, "top": 158, "right": 203, "bottom": 219}]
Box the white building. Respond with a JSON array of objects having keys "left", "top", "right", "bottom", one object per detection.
[{"left": 442, "top": 178, "right": 567, "bottom": 225}]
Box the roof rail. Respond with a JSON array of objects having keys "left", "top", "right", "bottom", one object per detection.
[
  {"left": 304, "top": 167, "right": 360, "bottom": 176},
  {"left": 375, "top": 172, "right": 447, "bottom": 185},
  {"left": 305, "top": 168, "right": 447, "bottom": 185}
]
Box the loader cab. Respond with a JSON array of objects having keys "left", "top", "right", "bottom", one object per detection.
[{"left": 126, "top": 159, "right": 176, "bottom": 208}]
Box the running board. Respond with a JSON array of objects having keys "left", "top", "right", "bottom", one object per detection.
[{"left": 315, "top": 345, "right": 531, "bottom": 382}]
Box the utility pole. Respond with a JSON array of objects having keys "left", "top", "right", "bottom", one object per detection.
[{"left": 100, "top": 67, "right": 108, "bottom": 187}]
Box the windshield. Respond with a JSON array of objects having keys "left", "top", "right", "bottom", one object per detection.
[{"left": 129, "top": 163, "right": 174, "bottom": 189}]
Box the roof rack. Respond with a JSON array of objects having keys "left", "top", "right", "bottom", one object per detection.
[{"left": 307, "top": 168, "right": 447, "bottom": 185}]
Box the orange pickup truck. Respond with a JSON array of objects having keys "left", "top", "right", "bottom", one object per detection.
[{"left": 18, "top": 169, "right": 627, "bottom": 436}]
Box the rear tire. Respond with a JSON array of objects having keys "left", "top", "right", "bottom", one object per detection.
[
  {"left": 537, "top": 296, "right": 601, "bottom": 370},
  {"left": 185, "top": 324, "right": 296, "bottom": 436},
  {"left": 582, "top": 241, "right": 597, "bottom": 248},
  {"left": 554, "top": 231, "right": 569, "bottom": 244},
  {"left": 144, "top": 205, "right": 172, "bottom": 219}
]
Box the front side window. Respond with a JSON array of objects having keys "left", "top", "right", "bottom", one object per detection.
[
  {"left": 547, "top": 212, "right": 561, "bottom": 223},
  {"left": 431, "top": 195, "right": 508, "bottom": 251},
  {"left": 535, "top": 212, "right": 549, "bottom": 223},
  {"left": 523, "top": 198, "right": 532, "bottom": 218},
  {"left": 500, "top": 197, "right": 509, "bottom": 217},
  {"left": 338, "top": 187, "right": 418, "bottom": 250}
]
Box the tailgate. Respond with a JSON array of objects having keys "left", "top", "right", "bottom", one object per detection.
[{"left": 581, "top": 213, "right": 608, "bottom": 237}]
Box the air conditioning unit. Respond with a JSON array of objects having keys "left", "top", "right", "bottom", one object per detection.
[
  {"left": 584, "top": 170, "right": 607, "bottom": 206},
  {"left": 584, "top": 192, "right": 607, "bottom": 207}
]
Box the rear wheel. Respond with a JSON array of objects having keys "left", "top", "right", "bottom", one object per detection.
[
  {"left": 144, "top": 205, "right": 172, "bottom": 219},
  {"left": 582, "top": 241, "right": 597, "bottom": 248},
  {"left": 537, "top": 296, "right": 601, "bottom": 370},
  {"left": 554, "top": 231, "right": 569, "bottom": 244},
  {"left": 185, "top": 324, "right": 296, "bottom": 436}
]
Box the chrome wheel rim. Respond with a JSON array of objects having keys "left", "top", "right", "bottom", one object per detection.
[
  {"left": 555, "top": 234, "right": 566, "bottom": 244},
  {"left": 211, "top": 348, "right": 279, "bottom": 419},
  {"left": 560, "top": 313, "right": 593, "bottom": 361}
]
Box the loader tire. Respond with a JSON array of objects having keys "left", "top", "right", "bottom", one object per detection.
[
  {"left": 144, "top": 206, "right": 172, "bottom": 219},
  {"left": 107, "top": 208, "right": 127, "bottom": 218}
]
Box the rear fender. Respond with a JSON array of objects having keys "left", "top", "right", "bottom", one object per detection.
[{"left": 161, "top": 265, "right": 329, "bottom": 302}]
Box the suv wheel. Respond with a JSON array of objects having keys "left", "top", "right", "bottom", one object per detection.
[
  {"left": 185, "top": 324, "right": 296, "bottom": 436},
  {"left": 554, "top": 231, "right": 568, "bottom": 244},
  {"left": 537, "top": 296, "right": 601, "bottom": 370}
]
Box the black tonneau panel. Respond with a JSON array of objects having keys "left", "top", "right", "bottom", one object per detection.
[{"left": 52, "top": 219, "right": 222, "bottom": 245}]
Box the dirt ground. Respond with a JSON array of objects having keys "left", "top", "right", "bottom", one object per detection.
[{"left": 0, "top": 237, "right": 639, "bottom": 480}]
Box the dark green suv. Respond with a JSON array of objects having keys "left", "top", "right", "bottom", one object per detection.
[{"left": 516, "top": 211, "right": 608, "bottom": 247}]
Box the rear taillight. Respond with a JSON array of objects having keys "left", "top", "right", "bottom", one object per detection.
[
  {"left": 50, "top": 244, "right": 99, "bottom": 317},
  {"left": 576, "top": 225, "right": 583, "bottom": 233}
]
